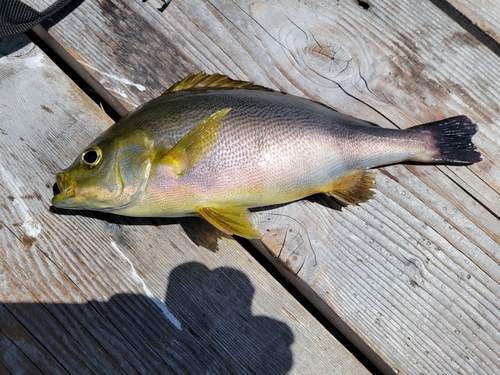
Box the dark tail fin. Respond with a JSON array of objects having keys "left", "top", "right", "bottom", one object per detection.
[{"left": 408, "top": 115, "right": 482, "bottom": 165}]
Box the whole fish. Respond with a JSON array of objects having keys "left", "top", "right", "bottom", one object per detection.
[{"left": 52, "top": 73, "right": 481, "bottom": 238}]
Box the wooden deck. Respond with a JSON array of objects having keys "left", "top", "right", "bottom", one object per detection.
[{"left": 1, "top": 0, "right": 499, "bottom": 374}]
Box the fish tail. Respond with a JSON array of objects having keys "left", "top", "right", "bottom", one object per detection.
[{"left": 407, "top": 115, "right": 482, "bottom": 165}]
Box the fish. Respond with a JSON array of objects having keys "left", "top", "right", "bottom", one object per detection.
[{"left": 52, "top": 73, "right": 481, "bottom": 239}]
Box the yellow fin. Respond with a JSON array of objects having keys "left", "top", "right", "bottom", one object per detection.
[
  {"left": 326, "top": 170, "right": 376, "bottom": 204},
  {"left": 163, "top": 72, "right": 274, "bottom": 95},
  {"left": 198, "top": 206, "right": 261, "bottom": 239},
  {"left": 162, "top": 108, "right": 230, "bottom": 176}
]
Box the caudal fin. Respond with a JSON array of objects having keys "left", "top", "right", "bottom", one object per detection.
[{"left": 409, "top": 115, "right": 481, "bottom": 165}]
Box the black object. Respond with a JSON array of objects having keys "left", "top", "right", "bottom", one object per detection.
[{"left": 0, "top": 0, "right": 73, "bottom": 37}]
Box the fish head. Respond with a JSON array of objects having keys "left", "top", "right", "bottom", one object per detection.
[{"left": 52, "top": 125, "right": 155, "bottom": 213}]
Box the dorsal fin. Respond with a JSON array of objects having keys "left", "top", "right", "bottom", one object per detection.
[{"left": 163, "top": 72, "right": 274, "bottom": 95}]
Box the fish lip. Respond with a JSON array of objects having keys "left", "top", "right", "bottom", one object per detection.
[{"left": 52, "top": 172, "right": 76, "bottom": 207}]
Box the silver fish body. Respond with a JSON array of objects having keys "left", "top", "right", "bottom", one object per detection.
[{"left": 112, "top": 90, "right": 435, "bottom": 213}]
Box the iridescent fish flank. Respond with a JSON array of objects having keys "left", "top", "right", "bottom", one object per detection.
[{"left": 53, "top": 73, "right": 481, "bottom": 238}]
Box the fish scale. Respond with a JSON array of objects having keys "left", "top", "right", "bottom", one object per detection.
[{"left": 52, "top": 73, "right": 481, "bottom": 238}]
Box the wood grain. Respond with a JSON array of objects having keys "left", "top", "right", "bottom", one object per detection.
[
  {"left": 445, "top": 0, "right": 500, "bottom": 45},
  {"left": 0, "top": 35, "right": 370, "bottom": 374},
  {"left": 22, "top": 0, "right": 500, "bottom": 373}
]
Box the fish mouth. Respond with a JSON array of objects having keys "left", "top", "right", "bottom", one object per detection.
[{"left": 52, "top": 172, "right": 77, "bottom": 207}]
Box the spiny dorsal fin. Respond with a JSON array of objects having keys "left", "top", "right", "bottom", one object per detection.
[{"left": 163, "top": 72, "right": 274, "bottom": 95}]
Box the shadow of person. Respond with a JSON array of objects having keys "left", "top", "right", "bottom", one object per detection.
[
  {"left": 165, "top": 262, "right": 294, "bottom": 374},
  {"left": 1, "top": 263, "right": 293, "bottom": 374}
]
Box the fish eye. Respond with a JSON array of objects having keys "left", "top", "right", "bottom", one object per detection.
[{"left": 82, "top": 147, "right": 102, "bottom": 167}]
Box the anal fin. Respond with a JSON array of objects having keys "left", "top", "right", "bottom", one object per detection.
[
  {"left": 197, "top": 206, "right": 261, "bottom": 239},
  {"left": 325, "top": 170, "right": 376, "bottom": 204}
]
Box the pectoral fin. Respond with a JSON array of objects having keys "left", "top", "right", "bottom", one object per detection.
[
  {"left": 162, "top": 108, "right": 231, "bottom": 176},
  {"left": 197, "top": 206, "right": 261, "bottom": 239},
  {"left": 325, "top": 170, "right": 376, "bottom": 204}
]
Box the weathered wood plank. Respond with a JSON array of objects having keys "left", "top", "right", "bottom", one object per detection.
[
  {"left": 24, "top": 0, "right": 500, "bottom": 373},
  {"left": 0, "top": 35, "right": 370, "bottom": 374},
  {"left": 446, "top": 0, "right": 500, "bottom": 45}
]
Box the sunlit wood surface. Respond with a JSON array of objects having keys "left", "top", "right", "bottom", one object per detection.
[{"left": 2, "top": 0, "right": 500, "bottom": 373}]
